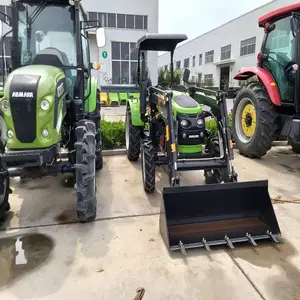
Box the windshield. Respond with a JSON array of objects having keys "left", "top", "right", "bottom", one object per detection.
[{"left": 17, "top": 2, "right": 76, "bottom": 67}]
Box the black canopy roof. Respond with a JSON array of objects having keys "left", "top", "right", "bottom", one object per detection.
[{"left": 137, "top": 33, "right": 188, "bottom": 52}]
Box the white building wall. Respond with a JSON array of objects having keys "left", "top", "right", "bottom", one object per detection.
[
  {"left": 0, "top": 0, "right": 159, "bottom": 87},
  {"left": 158, "top": 0, "right": 296, "bottom": 88},
  {"left": 84, "top": 0, "right": 159, "bottom": 86}
]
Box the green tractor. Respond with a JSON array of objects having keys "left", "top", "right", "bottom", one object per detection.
[
  {"left": 0, "top": 0, "right": 106, "bottom": 222},
  {"left": 125, "top": 34, "right": 281, "bottom": 253}
]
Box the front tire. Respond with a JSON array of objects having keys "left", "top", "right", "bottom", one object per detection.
[
  {"left": 75, "top": 119, "right": 97, "bottom": 222},
  {"left": 232, "top": 82, "right": 277, "bottom": 158},
  {"left": 125, "top": 106, "right": 141, "bottom": 161},
  {"left": 141, "top": 138, "right": 155, "bottom": 193}
]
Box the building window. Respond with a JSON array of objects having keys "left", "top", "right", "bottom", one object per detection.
[
  {"left": 88, "top": 11, "right": 98, "bottom": 26},
  {"left": 176, "top": 60, "right": 181, "bottom": 69},
  {"left": 184, "top": 58, "right": 189, "bottom": 68},
  {"left": 221, "top": 44, "right": 231, "bottom": 60},
  {"left": 192, "top": 55, "right": 196, "bottom": 67},
  {"left": 117, "top": 14, "right": 125, "bottom": 28},
  {"left": 144, "top": 16, "right": 148, "bottom": 30},
  {"left": 204, "top": 74, "right": 213, "bottom": 86},
  {"left": 98, "top": 12, "right": 107, "bottom": 27},
  {"left": 126, "top": 14, "right": 134, "bottom": 29},
  {"left": 112, "top": 41, "right": 139, "bottom": 84},
  {"left": 107, "top": 13, "right": 116, "bottom": 27},
  {"left": 88, "top": 12, "right": 148, "bottom": 30},
  {"left": 135, "top": 15, "right": 143, "bottom": 30},
  {"left": 240, "top": 37, "right": 256, "bottom": 56},
  {"left": 199, "top": 54, "right": 202, "bottom": 65},
  {"left": 205, "top": 50, "right": 214, "bottom": 64},
  {"left": 197, "top": 73, "right": 202, "bottom": 85}
]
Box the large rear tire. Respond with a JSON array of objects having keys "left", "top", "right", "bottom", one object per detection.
[
  {"left": 125, "top": 106, "right": 141, "bottom": 161},
  {"left": 141, "top": 138, "right": 155, "bottom": 193},
  {"left": 232, "top": 82, "right": 277, "bottom": 158},
  {"left": 75, "top": 119, "right": 97, "bottom": 222}
]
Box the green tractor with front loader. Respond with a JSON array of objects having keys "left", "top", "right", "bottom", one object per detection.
[
  {"left": 125, "top": 33, "right": 281, "bottom": 253},
  {"left": 0, "top": 0, "right": 105, "bottom": 222}
]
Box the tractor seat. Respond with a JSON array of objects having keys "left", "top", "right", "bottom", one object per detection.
[
  {"left": 173, "top": 95, "right": 198, "bottom": 108},
  {"left": 32, "top": 47, "right": 70, "bottom": 68}
]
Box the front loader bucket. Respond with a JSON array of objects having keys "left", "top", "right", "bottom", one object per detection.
[{"left": 159, "top": 180, "right": 281, "bottom": 252}]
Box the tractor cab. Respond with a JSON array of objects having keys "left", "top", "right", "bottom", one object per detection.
[
  {"left": 1, "top": 0, "right": 105, "bottom": 99},
  {"left": 258, "top": 5, "right": 300, "bottom": 105}
]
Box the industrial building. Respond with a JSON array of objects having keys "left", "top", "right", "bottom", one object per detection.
[
  {"left": 0, "top": 0, "right": 159, "bottom": 87},
  {"left": 158, "top": 0, "right": 296, "bottom": 89}
]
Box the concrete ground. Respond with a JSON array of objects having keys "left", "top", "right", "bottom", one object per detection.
[
  {"left": 101, "top": 99, "right": 235, "bottom": 122},
  {"left": 0, "top": 146, "right": 300, "bottom": 299}
]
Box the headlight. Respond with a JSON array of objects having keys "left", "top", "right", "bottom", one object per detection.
[
  {"left": 42, "top": 129, "right": 49, "bottom": 138},
  {"left": 197, "top": 118, "right": 204, "bottom": 126},
  {"left": 1, "top": 100, "right": 9, "bottom": 110},
  {"left": 7, "top": 130, "right": 13, "bottom": 138},
  {"left": 41, "top": 99, "right": 50, "bottom": 111},
  {"left": 180, "top": 119, "right": 188, "bottom": 128}
]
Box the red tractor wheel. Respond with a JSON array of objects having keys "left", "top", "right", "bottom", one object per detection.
[{"left": 232, "top": 82, "right": 278, "bottom": 158}]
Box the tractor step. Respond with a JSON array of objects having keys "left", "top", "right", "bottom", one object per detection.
[{"left": 0, "top": 145, "right": 57, "bottom": 168}]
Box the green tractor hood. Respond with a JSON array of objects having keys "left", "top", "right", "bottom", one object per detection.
[{"left": 1, "top": 65, "right": 67, "bottom": 149}]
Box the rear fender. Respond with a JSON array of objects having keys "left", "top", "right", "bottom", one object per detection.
[
  {"left": 234, "top": 67, "right": 281, "bottom": 106},
  {"left": 126, "top": 98, "right": 144, "bottom": 126}
]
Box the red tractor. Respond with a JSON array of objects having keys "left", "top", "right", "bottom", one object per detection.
[{"left": 232, "top": 3, "right": 300, "bottom": 158}]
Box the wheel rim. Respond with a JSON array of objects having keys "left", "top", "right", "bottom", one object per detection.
[
  {"left": 125, "top": 110, "right": 130, "bottom": 150},
  {"left": 235, "top": 97, "right": 257, "bottom": 144}
]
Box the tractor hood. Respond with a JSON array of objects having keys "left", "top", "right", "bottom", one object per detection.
[
  {"left": 1, "top": 65, "right": 67, "bottom": 149},
  {"left": 171, "top": 90, "right": 203, "bottom": 115},
  {"left": 4, "top": 65, "right": 66, "bottom": 100}
]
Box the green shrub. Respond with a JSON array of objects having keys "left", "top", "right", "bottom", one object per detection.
[
  {"left": 100, "top": 113, "right": 233, "bottom": 150},
  {"left": 101, "top": 120, "right": 126, "bottom": 150}
]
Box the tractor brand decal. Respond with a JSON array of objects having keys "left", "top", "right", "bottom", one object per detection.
[
  {"left": 11, "top": 92, "right": 34, "bottom": 98},
  {"left": 57, "top": 82, "right": 65, "bottom": 98},
  {"left": 189, "top": 134, "right": 200, "bottom": 139}
]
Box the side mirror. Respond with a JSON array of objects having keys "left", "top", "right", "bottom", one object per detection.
[
  {"left": 96, "top": 28, "right": 106, "bottom": 48},
  {"left": 265, "top": 23, "right": 276, "bottom": 33},
  {"left": 183, "top": 68, "right": 190, "bottom": 83}
]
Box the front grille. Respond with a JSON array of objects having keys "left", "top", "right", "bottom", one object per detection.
[
  {"left": 178, "top": 129, "right": 205, "bottom": 145},
  {"left": 9, "top": 74, "right": 41, "bottom": 143},
  {"left": 177, "top": 113, "right": 205, "bottom": 145}
]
